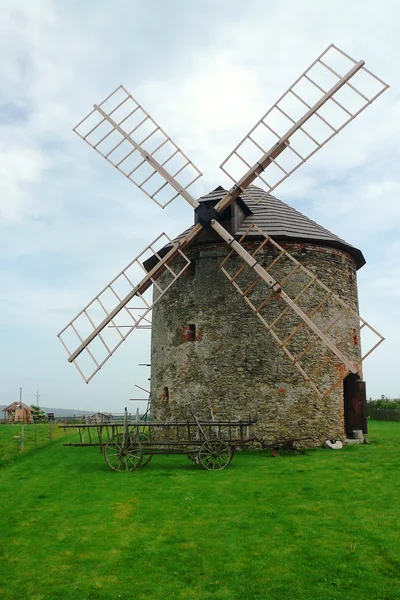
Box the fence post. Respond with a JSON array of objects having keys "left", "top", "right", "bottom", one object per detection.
[{"left": 20, "top": 425, "right": 25, "bottom": 452}]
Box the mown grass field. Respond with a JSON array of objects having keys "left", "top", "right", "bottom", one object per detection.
[
  {"left": 0, "top": 420, "right": 399, "bottom": 600},
  {"left": 0, "top": 422, "right": 65, "bottom": 469}
]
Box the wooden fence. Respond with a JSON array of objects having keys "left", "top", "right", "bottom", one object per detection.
[
  {"left": 0, "top": 413, "right": 147, "bottom": 425},
  {"left": 368, "top": 408, "right": 400, "bottom": 422},
  {"left": 0, "top": 422, "right": 67, "bottom": 468}
]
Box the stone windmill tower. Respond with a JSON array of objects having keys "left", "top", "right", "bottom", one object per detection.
[
  {"left": 59, "top": 45, "right": 388, "bottom": 445},
  {"left": 150, "top": 185, "right": 366, "bottom": 444}
]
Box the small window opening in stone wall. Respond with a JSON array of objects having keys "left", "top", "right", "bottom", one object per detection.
[
  {"left": 188, "top": 324, "right": 196, "bottom": 341},
  {"left": 161, "top": 386, "right": 169, "bottom": 405},
  {"left": 182, "top": 323, "right": 196, "bottom": 342}
]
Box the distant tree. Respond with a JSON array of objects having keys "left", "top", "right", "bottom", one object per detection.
[
  {"left": 368, "top": 399, "right": 400, "bottom": 409},
  {"left": 30, "top": 405, "right": 48, "bottom": 423}
]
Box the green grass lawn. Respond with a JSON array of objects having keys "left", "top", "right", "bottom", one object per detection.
[
  {"left": 0, "top": 422, "right": 65, "bottom": 469},
  {"left": 0, "top": 420, "right": 399, "bottom": 600}
]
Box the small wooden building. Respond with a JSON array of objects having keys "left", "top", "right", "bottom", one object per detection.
[
  {"left": 3, "top": 402, "right": 32, "bottom": 423},
  {"left": 86, "top": 412, "right": 112, "bottom": 424}
]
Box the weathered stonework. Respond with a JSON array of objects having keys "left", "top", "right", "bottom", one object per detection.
[{"left": 150, "top": 238, "right": 362, "bottom": 447}]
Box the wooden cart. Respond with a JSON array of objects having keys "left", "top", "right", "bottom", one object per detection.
[{"left": 62, "top": 410, "right": 256, "bottom": 471}]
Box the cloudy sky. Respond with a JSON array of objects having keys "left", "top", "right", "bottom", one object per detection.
[{"left": 0, "top": 0, "right": 399, "bottom": 412}]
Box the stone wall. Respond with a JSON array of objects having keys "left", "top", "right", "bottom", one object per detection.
[{"left": 150, "top": 239, "right": 361, "bottom": 446}]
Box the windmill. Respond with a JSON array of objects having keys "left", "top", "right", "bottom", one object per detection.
[{"left": 58, "top": 44, "right": 388, "bottom": 442}]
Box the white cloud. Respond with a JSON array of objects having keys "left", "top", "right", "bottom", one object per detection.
[{"left": 0, "top": 142, "right": 50, "bottom": 221}]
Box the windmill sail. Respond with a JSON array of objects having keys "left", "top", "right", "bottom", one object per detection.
[
  {"left": 73, "top": 85, "right": 202, "bottom": 208},
  {"left": 220, "top": 44, "right": 389, "bottom": 196},
  {"left": 58, "top": 233, "right": 190, "bottom": 383}
]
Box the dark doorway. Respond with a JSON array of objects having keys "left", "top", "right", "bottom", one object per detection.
[{"left": 343, "top": 373, "right": 367, "bottom": 437}]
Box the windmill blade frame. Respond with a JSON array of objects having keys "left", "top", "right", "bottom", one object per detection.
[
  {"left": 73, "top": 85, "right": 203, "bottom": 208},
  {"left": 220, "top": 44, "right": 389, "bottom": 196},
  {"left": 58, "top": 232, "right": 191, "bottom": 383}
]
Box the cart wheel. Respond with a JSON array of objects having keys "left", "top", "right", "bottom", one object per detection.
[
  {"left": 138, "top": 432, "right": 153, "bottom": 467},
  {"left": 198, "top": 439, "right": 232, "bottom": 470},
  {"left": 104, "top": 433, "right": 143, "bottom": 471}
]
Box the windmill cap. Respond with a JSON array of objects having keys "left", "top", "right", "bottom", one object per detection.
[
  {"left": 197, "top": 185, "right": 365, "bottom": 269},
  {"left": 146, "top": 185, "right": 365, "bottom": 271}
]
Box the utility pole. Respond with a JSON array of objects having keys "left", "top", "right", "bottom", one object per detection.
[{"left": 35, "top": 390, "right": 40, "bottom": 407}]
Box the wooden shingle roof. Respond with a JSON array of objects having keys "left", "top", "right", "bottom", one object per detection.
[{"left": 177, "top": 186, "right": 365, "bottom": 269}]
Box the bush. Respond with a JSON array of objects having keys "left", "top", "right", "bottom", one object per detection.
[
  {"left": 367, "top": 399, "right": 400, "bottom": 409},
  {"left": 29, "top": 405, "right": 48, "bottom": 423}
]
